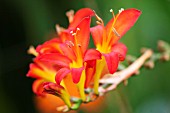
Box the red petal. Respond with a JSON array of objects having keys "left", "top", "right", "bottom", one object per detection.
[
  {"left": 84, "top": 61, "right": 96, "bottom": 88},
  {"left": 32, "top": 79, "right": 45, "bottom": 96},
  {"left": 75, "top": 17, "right": 91, "bottom": 53},
  {"left": 71, "top": 67, "right": 84, "bottom": 84},
  {"left": 43, "top": 82, "right": 64, "bottom": 95},
  {"left": 84, "top": 49, "right": 101, "bottom": 62},
  {"left": 38, "top": 53, "right": 72, "bottom": 68},
  {"left": 90, "top": 25, "right": 104, "bottom": 46},
  {"left": 111, "top": 43, "right": 127, "bottom": 61},
  {"left": 55, "top": 68, "right": 71, "bottom": 85},
  {"left": 106, "top": 8, "right": 141, "bottom": 44},
  {"left": 103, "top": 52, "right": 119, "bottom": 74},
  {"left": 83, "top": 49, "right": 101, "bottom": 87},
  {"left": 27, "top": 60, "right": 57, "bottom": 80},
  {"left": 60, "top": 31, "right": 73, "bottom": 43},
  {"left": 27, "top": 63, "right": 41, "bottom": 78},
  {"left": 36, "top": 38, "right": 62, "bottom": 54},
  {"left": 60, "top": 43, "right": 76, "bottom": 61},
  {"left": 69, "top": 8, "right": 94, "bottom": 29}
]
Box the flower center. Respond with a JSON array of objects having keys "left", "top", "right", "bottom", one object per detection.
[{"left": 69, "top": 28, "right": 83, "bottom": 68}]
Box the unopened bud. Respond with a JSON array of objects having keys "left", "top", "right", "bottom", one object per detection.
[
  {"left": 123, "top": 80, "right": 128, "bottom": 86},
  {"left": 160, "top": 53, "right": 170, "bottom": 61},
  {"left": 144, "top": 60, "right": 155, "bottom": 69},
  {"left": 140, "top": 47, "right": 148, "bottom": 54},
  {"left": 126, "top": 55, "right": 137, "bottom": 64},
  {"left": 158, "top": 40, "right": 167, "bottom": 52}
]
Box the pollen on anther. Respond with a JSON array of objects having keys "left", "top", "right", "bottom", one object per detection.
[
  {"left": 72, "top": 33, "right": 76, "bottom": 36},
  {"left": 77, "top": 28, "right": 80, "bottom": 31},
  {"left": 119, "top": 8, "right": 124, "bottom": 14},
  {"left": 70, "top": 30, "right": 73, "bottom": 34},
  {"left": 77, "top": 44, "right": 81, "bottom": 47},
  {"left": 110, "top": 9, "right": 113, "bottom": 12},
  {"left": 112, "top": 27, "right": 120, "bottom": 37},
  {"left": 66, "top": 41, "right": 74, "bottom": 47}
]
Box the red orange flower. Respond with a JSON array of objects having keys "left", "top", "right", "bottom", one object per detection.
[
  {"left": 91, "top": 8, "right": 141, "bottom": 94},
  {"left": 27, "top": 8, "right": 101, "bottom": 109},
  {"left": 27, "top": 8, "right": 141, "bottom": 111},
  {"left": 39, "top": 16, "right": 101, "bottom": 101}
]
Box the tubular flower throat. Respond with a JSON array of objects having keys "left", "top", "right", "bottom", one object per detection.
[{"left": 27, "top": 8, "right": 141, "bottom": 110}]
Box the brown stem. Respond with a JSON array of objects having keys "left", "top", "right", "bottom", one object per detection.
[{"left": 99, "top": 49, "right": 153, "bottom": 93}]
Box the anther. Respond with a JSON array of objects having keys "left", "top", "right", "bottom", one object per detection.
[
  {"left": 70, "top": 30, "right": 73, "bottom": 34},
  {"left": 69, "top": 41, "right": 74, "bottom": 46},
  {"left": 110, "top": 9, "right": 113, "bottom": 12},
  {"left": 110, "top": 9, "right": 115, "bottom": 18},
  {"left": 72, "top": 33, "right": 76, "bottom": 36},
  {"left": 66, "top": 41, "right": 74, "bottom": 48},
  {"left": 77, "top": 44, "right": 81, "bottom": 47},
  {"left": 112, "top": 27, "right": 120, "bottom": 37},
  {"left": 119, "top": 8, "right": 124, "bottom": 14},
  {"left": 96, "top": 21, "right": 102, "bottom": 25},
  {"left": 77, "top": 28, "right": 80, "bottom": 31},
  {"left": 93, "top": 10, "right": 104, "bottom": 25}
]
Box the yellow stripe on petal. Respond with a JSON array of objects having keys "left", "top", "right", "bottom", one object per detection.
[
  {"left": 61, "top": 90, "right": 72, "bottom": 107},
  {"left": 77, "top": 69, "right": 86, "bottom": 101},
  {"left": 93, "top": 56, "right": 106, "bottom": 94},
  {"left": 32, "top": 68, "right": 55, "bottom": 83}
]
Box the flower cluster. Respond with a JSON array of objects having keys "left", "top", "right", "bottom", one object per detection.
[{"left": 27, "top": 8, "right": 141, "bottom": 110}]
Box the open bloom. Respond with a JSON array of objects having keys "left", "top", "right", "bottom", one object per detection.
[
  {"left": 27, "top": 7, "right": 141, "bottom": 111},
  {"left": 39, "top": 16, "right": 101, "bottom": 101},
  {"left": 91, "top": 8, "right": 141, "bottom": 94},
  {"left": 27, "top": 8, "right": 101, "bottom": 109}
]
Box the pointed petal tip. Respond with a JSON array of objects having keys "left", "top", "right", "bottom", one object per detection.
[
  {"left": 71, "top": 67, "right": 84, "bottom": 84},
  {"left": 84, "top": 49, "right": 102, "bottom": 62},
  {"left": 69, "top": 8, "right": 94, "bottom": 29},
  {"left": 111, "top": 43, "right": 127, "bottom": 61},
  {"left": 103, "top": 52, "right": 119, "bottom": 74},
  {"left": 55, "top": 68, "right": 71, "bottom": 85},
  {"left": 90, "top": 25, "right": 104, "bottom": 46}
]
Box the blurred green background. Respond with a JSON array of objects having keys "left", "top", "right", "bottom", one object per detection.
[{"left": 0, "top": 0, "right": 170, "bottom": 113}]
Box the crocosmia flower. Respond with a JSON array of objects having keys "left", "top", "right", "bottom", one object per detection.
[
  {"left": 91, "top": 8, "right": 141, "bottom": 94},
  {"left": 38, "top": 15, "right": 101, "bottom": 101},
  {"left": 26, "top": 7, "right": 141, "bottom": 111},
  {"left": 27, "top": 8, "right": 101, "bottom": 110}
]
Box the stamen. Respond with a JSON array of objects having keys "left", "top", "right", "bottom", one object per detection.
[
  {"left": 110, "top": 9, "right": 115, "bottom": 18},
  {"left": 96, "top": 21, "right": 102, "bottom": 25},
  {"left": 66, "top": 41, "right": 74, "bottom": 48},
  {"left": 77, "top": 27, "right": 80, "bottom": 31},
  {"left": 70, "top": 30, "right": 73, "bottom": 34},
  {"left": 112, "top": 27, "right": 120, "bottom": 37},
  {"left": 70, "top": 28, "right": 80, "bottom": 36},
  {"left": 69, "top": 41, "right": 74, "bottom": 46},
  {"left": 119, "top": 8, "right": 124, "bottom": 14},
  {"left": 110, "top": 9, "right": 113, "bottom": 12},
  {"left": 93, "top": 10, "right": 104, "bottom": 25}
]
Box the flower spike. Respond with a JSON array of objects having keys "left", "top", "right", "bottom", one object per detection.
[{"left": 26, "top": 8, "right": 142, "bottom": 111}]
